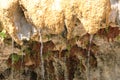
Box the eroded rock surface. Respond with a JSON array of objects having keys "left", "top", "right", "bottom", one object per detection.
[
  {"left": 19, "top": 0, "right": 111, "bottom": 38},
  {"left": 0, "top": 0, "right": 116, "bottom": 46},
  {"left": 0, "top": 0, "right": 37, "bottom": 45},
  {"left": 0, "top": 1, "right": 120, "bottom": 80}
]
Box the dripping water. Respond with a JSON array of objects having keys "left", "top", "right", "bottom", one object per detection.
[
  {"left": 39, "top": 29, "right": 45, "bottom": 80},
  {"left": 86, "top": 35, "right": 93, "bottom": 80},
  {"left": 11, "top": 38, "right": 14, "bottom": 80},
  {"left": 20, "top": 51, "right": 24, "bottom": 80},
  {"left": 64, "top": 56, "right": 69, "bottom": 80},
  {"left": 20, "top": 34, "right": 24, "bottom": 80}
]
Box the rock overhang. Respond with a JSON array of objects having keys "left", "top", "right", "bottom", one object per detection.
[{"left": 0, "top": 0, "right": 120, "bottom": 46}]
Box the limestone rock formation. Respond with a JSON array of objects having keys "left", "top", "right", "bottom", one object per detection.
[
  {"left": 0, "top": 0, "right": 38, "bottom": 45},
  {"left": 78, "top": 0, "right": 111, "bottom": 34},
  {"left": 0, "top": 1, "right": 120, "bottom": 80},
  {"left": 0, "top": 0, "right": 120, "bottom": 46},
  {"left": 19, "top": 0, "right": 111, "bottom": 38},
  {"left": 0, "top": 0, "right": 23, "bottom": 45},
  {"left": 19, "top": 0, "right": 65, "bottom": 34}
]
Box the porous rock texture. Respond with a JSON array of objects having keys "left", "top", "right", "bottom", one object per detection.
[
  {"left": 0, "top": 0, "right": 23, "bottom": 45},
  {"left": 0, "top": 0, "right": 37, "bottom": 45},
  {"left": 0, "top": 0, "right": 120, "bottom": 80},
  {"left": 19, "top": 0, "right": 111, "bottom": 38},
  {"left": 0, "top": 0, "right": 113, "bottom": 46}
]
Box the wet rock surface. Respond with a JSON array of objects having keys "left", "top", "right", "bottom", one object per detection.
[
  {"left": 0, "top": 31, "right": 120, "bottom": 80},
  {"left": 0, "top": 0, "right": 120, "bottom": 80}
]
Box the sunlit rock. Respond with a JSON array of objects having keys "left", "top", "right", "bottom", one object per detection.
[
  {"left": 78, "top": 0, "right": 111, "bottom": 34},
  {"left": 20, "top": 0, "right": 111, "bottom": 38},
  {"left": 1, "top": 0, "right": 119, "bottom": 46},
  {"left": 19, "top": 0, "right": 65, "bottom": 35}
]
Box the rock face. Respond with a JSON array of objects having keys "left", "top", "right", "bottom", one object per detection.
[
  {"left": 0, "top": 0, "right": 115, "bottom": 45},
  {"left": 78, "top": 0, "right": 111, "bottom": 34},
  {"left": 19, "top": 0, "right": 65, "bottom": 34},
  {"left": 19, "top": 0, "right": 111, "bottom": 38},
  {"left": 0, "top": 0, "right": 22, "bottom": 45},
  {"left": 0, "top": 0, "right": 37, "bottom": 45},
  {"left": 0, "top": 33, "right": 120, "bottom": 80},
  {"left": 0, "top": 1, "right": 120, "bottom": 80}
]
